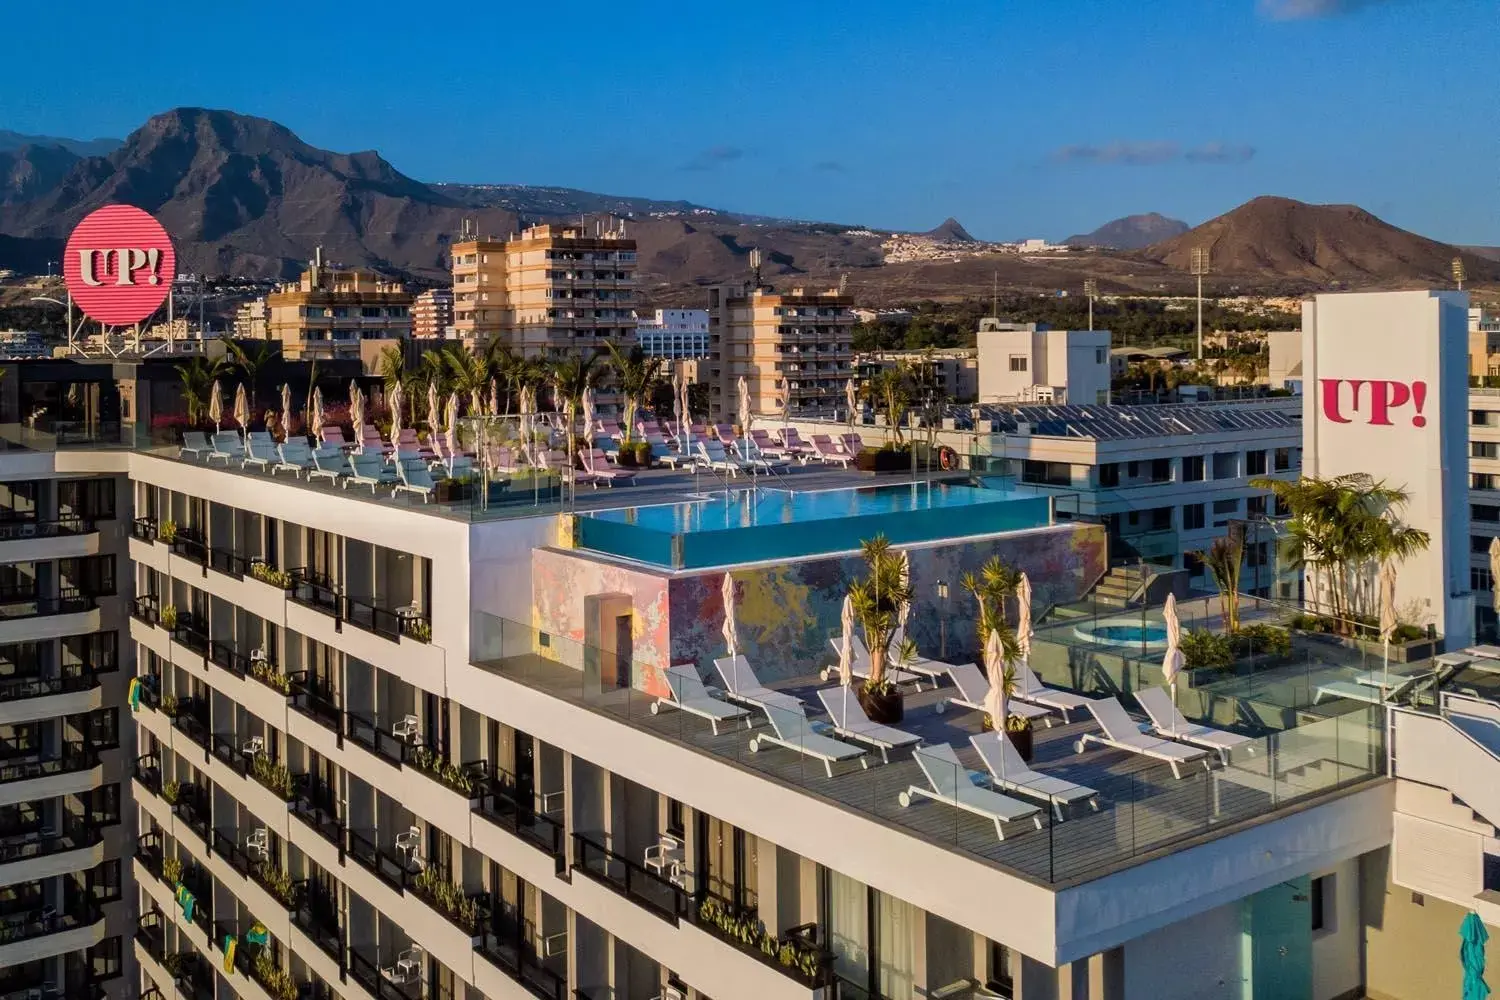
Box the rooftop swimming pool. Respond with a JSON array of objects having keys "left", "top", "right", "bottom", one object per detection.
[{"left": 575, "top": 481, "right": 1052, "bottom": 569}]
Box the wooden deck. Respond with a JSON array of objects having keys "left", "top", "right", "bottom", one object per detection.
[{"left": 476, "top": 655, "right": 1379, "bottom": 887}]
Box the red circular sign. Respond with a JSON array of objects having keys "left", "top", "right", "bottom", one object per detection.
[{"left": 63, "top": 205, "right": 177, "bottom": 326}]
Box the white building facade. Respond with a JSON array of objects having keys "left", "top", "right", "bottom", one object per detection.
[
  {"left": 636, "top": 309, "right": 710, "bottom": 360},
  {"left": 976, "top": 322, "right": 1112, "bottom": 406}
]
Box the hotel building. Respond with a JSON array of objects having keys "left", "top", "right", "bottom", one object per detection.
[
  {"left": 412, "top": 291, "right": 455, "bottom": 341},
  {"left": 636, "top": 310, "right": 709, "bottom": 361},
  {"left": 705, "top": 283, "right": 855, "bottom": 421},
  {"left": 449, "top": 224, "right": 637, "bottom": 357},
  {"left": 262, "top": 255, "right": 413, "bottom": 361}
]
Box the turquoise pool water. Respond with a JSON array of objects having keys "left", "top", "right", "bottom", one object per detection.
[
  {"left": 1073, "top": 621, "right": 1170, "bottom": 649},
  {"left": 577, "top": 483, "right": 1051, "bottom": 569}
]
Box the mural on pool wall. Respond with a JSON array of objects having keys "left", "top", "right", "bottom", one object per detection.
[
  {"left": 668, "top": 523, "right": 1107, "bottom": 682},
  {"left": 530, "top": 548, "right": 673, "bottom": 698}
]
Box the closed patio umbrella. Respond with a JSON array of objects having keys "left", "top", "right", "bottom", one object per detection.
[
  {"left": 489, "top": 378, "right": 499, "bottom": 417},
  {"left": 311, "top": 387, "right": 325, "bottom": 439},
  {"left": 581, "top": 387, "right": 595, "bottom": 450},
  {"left": 427, "top": 382, "right": 440, "bottom": 439},
  {"left": 470, "top": 387, "right": 483, "bottom": 417},
  {"left": 984, "top": 630, "right": 1008, "bottom": 760},
  {"left": 1162, "top": 593, "right": 1185, "bottom": 732},
  {"left": 896, "top": 549, "right": 912, "bottom": 636},
  {"left": 1016, "top": 573, "right": 1034, "bottom": 664},
  {"left": 1489, "top": 538, "right": 1500, "bottom": 616},
  {"left": 737, "top": 376, "right": 751, "bottom": 438},
  {"left": 280, "top": 383, "right": 292, "bottom": 436},
  {"left": 234, "top": 384, "right": 249, "bottom": 430},
  {"left": 389, "top": 382, "right": 405, "bottom": 443},
  {"left": 1462, "top": 910, "right": 1489, "bottom": 1000},
  {"left": 1379, "top": 560, "right": 1398, "bottom": 690},
  {"left": 721, "top": 573, "right": 739, "bottom": 687},
  {"left": 677, "top": 369, "right": 691, "bottom": 455},
  {"left": 351, "top": 384, "right": 366, "bottom": 434},
  {"left": 846, "top": 378, "right": 857, "bottom": 428},
  {"left": 208, "top": 380, "right": 223, "bottom": 429},
  {"left": 445, "top": 392, "right": 459, "bottom": 459}
]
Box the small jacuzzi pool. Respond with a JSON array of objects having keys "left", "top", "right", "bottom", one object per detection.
[{"left": 1073, "top": 620, "right": 1170, "bottom": 650}]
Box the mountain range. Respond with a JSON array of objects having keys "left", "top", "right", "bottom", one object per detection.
[{"left": 0, "top": 108, "right": 1494, "bottom": 300}]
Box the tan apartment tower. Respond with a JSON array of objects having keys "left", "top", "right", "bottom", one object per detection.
[
  {"left": 263, "top": 250, "right": 413, "bottom": 359},
  {"left": 412, "top": 288, "right": 455, "bottom": 339},
  {"left": 706, "top": 281, "right": 855, "bottom": 420},
  {"left": 450, "top": 221, "right": 637, "bottom": 357}
]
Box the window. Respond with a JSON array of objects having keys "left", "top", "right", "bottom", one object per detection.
[
  {"left": 1212, "top": 452, "right": 1239, "bottom": 478},
  {"left": 1184, "top": 550, "right": 1204, "bottom": 576},
  {"left": 1149, "top": 507, "right": 1172, "bottom": 531},
  {"left": 1474, "top": 567, "right": 1494, "bottom": 592},
  {"left": 1476, "top": 536, "right": 1496, "bottom": 554},
  {"left": 1477, "top": 474, "right": 1498, "bottom": 491},
  {"left": 1183, "top": 504, "right": 1206, "bottom": 530},
  {"left": 1246, "top": 450, "right": 1267, "bottom": 475},
  {"left": 1098, "top": 463, "right": 1119, "bottom": 488},
  {"left": 1247, "top": 496, "right": 1267, "bottom": 518},
  {"left": 1274, "top": 447, "right": 1293, "bottom": 471},
  {"left": 1310, "top": 874, "right": 1334, "bottom": 933},
  {"left": 91, "top": 859, "right": 123, "bottom": 903},
  {"left": 88, "top": 936, "right": 123, "bottom": 981},
  {"left": 1476, "top": 506, "right": 1500, "bottom": 523},
  {"left": 988, "top": 941, "right": 1015, "bottom": 996},
  {"left": 1485, "top": 855, "right": 1500, "bottom": 893},
  {"left": 1150, "top": 458, "right": 1171, "bottom": 482},
  {"left": 1182, "top": 455, "right": 1205, "bottom": 482},
  {"left": 666, "top": 798, "right": 685, "bottom": 838},
  {"left": 1213, "top": 498, "right": 1240, "bottom": 515},
  {"left": 1475, "top": 442, "right": 1500, "bottom": 460},
  {"left": 1021, "top": 461, "right": 1072, "bottom": 487},
  {"left": 1475, "top": 410, "right": 1493, "bottom": 427},
  {"left": 1008, "top": 355, "right": 1028, "bottom": 372},
  {"left": 58, "top": 479, "right": 115, "bottom": 521},
  {"left": 1095, "top": 349, "right": 1105, "bottom": 364}
]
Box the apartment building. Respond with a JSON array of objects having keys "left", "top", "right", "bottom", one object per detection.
[
  {"left": 974, "top": 398, "right": 1301, "bottom": 590},
  {"left": 636, "top": 310, "right": 709, "bottom": 360},
  {"left": 858, "top": 349, "right": 979, "bottom": 403},
  {"left": 0, "top": 363, "right": 135, "bottom": 1000},
  {"left": 976, "top": 322, "right": 1111, "bottom": 406},
  {"left": 706, "top": 283, "right": 855, "bottom": 420},
  {"left": 233, "top": 301, "right": 268, "bottom": 342},
  {"left": 263, "top": 254, "right": 412, "bottom": 361},
  {"left": 412, "top": 291, "right": 455, "bottom": 341},
  {"left": 450, "top": 223, "right": 637, "bottom": 357}
]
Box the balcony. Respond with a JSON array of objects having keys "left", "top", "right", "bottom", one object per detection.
[
  {"left": 170, "top": 701, "right": 211, "bottom": 752},
  {"left": 289, "top": 569, "right": 339, "bottom": 618},
  {"left": 343, "top": 828, "right": 415, "bottom": 895},
  {"left": 291, "top": 894, "right": 344, "bottom": 969},
  {"left": 131, "top": 516, "right": 157, "bottom": 543},
  {"left": 0, "top": 894, "right": 103, "bottom": 966},
  {"left": 343, "top": 711, "right": 411, "bottom": 768},
  {"left": 288, "top": 674, "right": 341, "bottom": 733},
  {"left": 474, "top": 905, "right": 566, "bottom": 1000},
  {"left": 131, "top": 595, "right": 160, "bottom": 626},
  {"left": 135, "top": 910, "right": 167, "bottom": 964},
  {"left": 206, "top": 545, "right": 250, "bottom": 580},
  {"left": 0, "top": 813, "right": 103, "bottom": 882},
  {"left": 292, "top": 775, "right": 344, "bottom": 851},
  {"left": 0, "top": 741, "right": 99, "bottom": 788},
  {"left": 473, "top": 772, "right": 566, "bottom": 872},
  {"left": 135, "top": 753, "right": 163, "bottom": 796},
  {"left": 348, "top": 949, "right": 419, "bottom": 1000},
  {"left": 0, "top": 587, "right": 96, "bottom": 622},
  {"left": 570, "top": 833, "right": 688, "bottom": 924},
  {"left": 0, "top": 666, "right": 102, "bottom": 725},
  {"left": 0, "top": 518, "right": 98, "bottom": 561},
  {"left": 167, "top": 527, "right": 208, "bottom": 567}
]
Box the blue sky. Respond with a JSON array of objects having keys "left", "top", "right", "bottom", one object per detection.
[{"left": 4, "top": 0, "right": 1496, "bottom": 243}]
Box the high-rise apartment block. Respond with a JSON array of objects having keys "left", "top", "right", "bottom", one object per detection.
[
  {"left": 264, "top": 253, "right": 412, "bottom": 360},
  {"left": 706, "top": 283, "right": 854, "bottom": 420},
  {"left": 412, "top": 290, "right": 454, "bottom": 340},
  {"left": 450, "top": 223, "right": 637, "bottom": 357},
  {"left": 636, "top": 310, "right": 709, "bottom": 360}
]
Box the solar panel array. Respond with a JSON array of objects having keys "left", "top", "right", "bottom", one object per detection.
[{"left": 965, "top": 402, "right": 1300, "bottom": 441}]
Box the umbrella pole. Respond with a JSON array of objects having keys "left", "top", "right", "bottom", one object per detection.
[{"left": 1383, "top": 638, "right": 1390, "bottom": 696}]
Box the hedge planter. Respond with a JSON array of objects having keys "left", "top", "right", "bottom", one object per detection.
[{"left": 854, "top": 449, "right": 913, "bottom": 473}]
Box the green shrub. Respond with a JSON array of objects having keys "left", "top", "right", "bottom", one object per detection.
[{"left": 1180, "top": 629, "right": 1234, "bottom": 669}]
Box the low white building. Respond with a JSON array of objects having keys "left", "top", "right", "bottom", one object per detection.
[
  {"left": 977, "top": 320, "right": 1112, "bottom": 405},
  {"left": 636, "top": 308, "right": 710, "bottom": 359}
]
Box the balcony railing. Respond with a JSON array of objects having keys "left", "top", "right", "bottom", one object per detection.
[
  {"left": 288, "top": 674, "right": 340, "bottom": 733},
  {"left": 0, "top": 587, "right": 95, "bottom": 620},
  {"left": 0, "top": 742, "right": 98, "bottom": 785},
  {"left": 135, "top": 753, "right": 162, "bottom": 796},
  {"left": 289, "top": 569, "right": 339, "bottom": 617},
  {"left": 0, "top": 517, "right": 94, "bottom": 541},
  {"left": 172, "top": 618, "right": 209, "bottom": 657},
  {"left": 474, "top": 772, "right": 565, "bottom": 871},
  {"left": 474, "top": 901, "right": 566, "bottom": 1000},
  {"left": 169, "top": 528, "right": 208, "bottom": 566},
  {"left": 172, "top": 706, "right": 211, "bottom": 751},
  {"left": 348, "top": 949, "right": 419, "bottom": 1000},
  {"left": 131, "top": 516, "right": 157, "bottom": 543},
  {"left": 344, "top": 828, "right": 419, "bottom": 894},
  {"left": 207, "top": 641, "right": 248, "bottom": 678},
  {"left": 173, "top": 792, "right": 211, "bottom": 845},
  {"left": 292, "top": 775, "right": 344, "bottom": 849},
  {"left": 209, "top": 733, "right": 249, "bottom": 778},
  {"left": 0, "top": 666, "right": 98, "bottom": 702},
  {"left": 0, "top": 895, "right": 101, "bottom": 948},
  {"left": 132, "top": 595, "right": 160, "bottom": 626},
  {"left": 570, "top": 833, "right": 688, "bottom": 923},
  {"left": 344, "top": 713, "right": 410, "bottom": 767},
  {"left": 135, "top": 910, "right": 167, "bottom": 962},
  {"left": 207, "top": 546, "right": 250, "bottom": 580},
  {"left": 292, "top": 896, "right": 344, "bottom": 967},
  {"left": 0, "top": 812, "right": 101, "bottom": 865}
]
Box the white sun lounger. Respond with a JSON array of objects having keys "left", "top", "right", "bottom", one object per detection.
[
  {"left": 1014, "top": 662, "right": 1093, "bottom": 723},
  {"left": 1135, "top": 687, "right": 1256, "bottom": 764},
  {"left": 749, "top": 704, "right": 868, "bottom": 777},
  {"left": 816, "top": 687, "right": 920, "bottom": 763},
  {"left": 307, "top": 447, "right": 351, "bottom": 485},
  {"left": 346, "top": 453, "right": 397, "bottom": 493},
  {"left": 208, "top": 431, "right": 244, "bottom": 465},
  {"left": 394, "top": 457, "right": 436, "bottom": 502},
  {"left": 1312, "top": 670, "right": 1428, "bottom": 706},
  {"left": 1074, "top": 698, "right": 1211, "bottom": 778},
  {"left": 809, "top": 434, "right": 852, "bottom": 467},
  {"left": 713, "top": 655, "right": 803, "bottom": 714},
  {"left": 651, "top": 664, "right": 749, "bottom": 735},
  {"left": 886, "top": 626, "right": 953, "bottom": 689},
  {"left": 897, "top": 743, "right": 1042, "bottom": 841},
  {"left": 944, "top": 663, "right": 1055, "bottom": 726},
  {"left": 180, "top": 431, "right": 213, "bottom": 460},
  {"left": 697, "top": 440, "right": 743, "bottom": 476},
  {"left": 824, "top": 637, "right": 926, "bottom": 691},
  {"left": 968, "top": 731, "right": 1098, "bottom": 822}
]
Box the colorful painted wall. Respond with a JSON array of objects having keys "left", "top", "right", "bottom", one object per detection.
[
  {"left": 530, "top": 522, "right": 1105, "bottom": 693},
  {"left": 668, "top": 523, "right": 1106, "bottom": 682}
]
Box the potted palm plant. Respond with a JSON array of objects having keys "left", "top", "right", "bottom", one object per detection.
[
  {"left": 848, "top": 535, "right": 912, "bottom": 723},
  {"left": 963, "top": 557, "right": 1032, "bottom": 760}
]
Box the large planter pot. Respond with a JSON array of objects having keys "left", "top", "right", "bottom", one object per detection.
[
  {"left": 1008, "top": 725, "right": 1034, "bottom": 762},
  {"left": 616, "top": 449, "right": 639, "bottom": 469},
  {"left": 857, "top": 685, "right": 904, "bottom": 724},
  {"left": 854, "top": 448, "right": 913, "bottom": 473}
]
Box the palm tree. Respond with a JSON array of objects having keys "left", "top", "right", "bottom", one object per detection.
[
  {"left": 848, "top": 536, "right": 914, "bottom": 695},
  {"left": 222, "top": 338, "right": 281, "bottom": 412},
  {"left": 177, "top": 356, "right": 226, "bottom": 426},
  {"left": 606, "top": 342, "right": 665, "bottom": 439},
  {"left": 444, "top": 344, "right": 491, "bottom": 413},
  {"left": 549, "top": 351, "right": 608, "bottom": 413},
  {"left": 376, "top": 342, "right": 407, "bottom": 396},
  {"left": 862, "top": 365, "right": 912, "bottom": 444},
  {"left": 962, "top": 556, "right": 1022, "bottom": 655},
  {"left": 1250, "top": 473, "right": 1431, "bottom": 631},
  {"left": 1193, "top": 534, "right": 1244, "bottom": 632}
]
